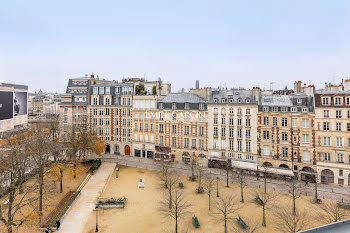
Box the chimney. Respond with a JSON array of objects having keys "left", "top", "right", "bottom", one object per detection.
[
  {"left": 91, "top": 74, "right": 95, "bottom": 78},
  {"left": 196, "top": 80, "right": 199, "bottom": 89},
  {"left": 181, "top": 88, "right": 185, "bottom": 93}
]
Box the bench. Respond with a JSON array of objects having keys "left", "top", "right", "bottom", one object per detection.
[
  {"left": 179, "top": 182, "right": 184, "bottom": 189},
  {"left": 192, "top": 216, "right": 200, "bottom": 228},
  {"left": 236, "top": 216, "right": 248, "bottom": 229},
  {"left": 254, "top": 196, "right": 263, "bottom": 206},
  {"left": 338, "top": 202, "right": 350, "bottom": 209}
]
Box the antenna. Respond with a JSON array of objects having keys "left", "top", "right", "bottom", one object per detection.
[{"left": 270, "top": 82, "right": 275, "bottom": 91}]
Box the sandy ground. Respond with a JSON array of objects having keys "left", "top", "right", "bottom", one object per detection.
[
  {"left": 0, "top": 164, "right": 88, "bottom": 233},
  {"left": 82, "top": 166, "right": 350, "bottom": 233},
  {"left": 59, "top": 163, "right": 115, "bottom": 233}
]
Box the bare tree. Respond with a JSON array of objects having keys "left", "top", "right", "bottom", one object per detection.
[
  {"left": 159, "top": 161, "right": 171, "bottom": 189},
  {"left": 287, "top": 179, "right": 302, "bottom": 216},
  {"left": 189, "top": 154, "right": 197, "bottom": 181},
  {"left": 274, "top": 206, "right": 309, "bottom": 233},
  {"left": 0, "top": 131, "right": 39, "bottom": 233},
  {"left": 318, "top": 201, "right": 347, "bottom": 224},
  {"left": 236, "top": 169, "right": 247, "bottom": 203},
  {"left": 212, "top": 193, "right": 240, "bottom": 233},
  {"left": 253, "top": 189, "right": 277, "bottom": 227},
  {"left": 225, "top": 158, "right": 231, "bottom": 188},
  {"left": 159, "top": 172, "right": 180, "bottom": 209},
  {"left": 159, "top": 189, "right": 191, "bottom": 233},
  {"left": 203, "top": 176, "right": 215, "bottom": 211},
  {"left": 46, "top": 116, "right": 60, "bottom": 162},
  {"left": 196, "top": 164, "right": 205, "bottom": 193},
  {"left": 27, "top": 126, "right": 53, "bottom": 225}
]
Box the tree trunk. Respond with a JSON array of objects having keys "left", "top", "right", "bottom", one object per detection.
[
  {"left": 226, "top": 168, "right": 229, "bottom": 188},
  {"left": 224, "top": 216, "right": 227, "bottom": 233},
  {"left": 314, "top": 181, "right": 318, "bottom": 202},
  {"left": 262, "top": 206, "right": 266, "bottom": 226},
  {"left": 175, "top": 214, "right": 178, "bottom": 233},
  {"left": 208, "top": 193, "right": 211, "bottom": 211},
  {"left": 240, "top": 186, "right": 244, "bottom": 203},
  {"left": 169, "top": 190, "right": 172, "bottom": 209},
  {"left": 264, "top": 176, "right": 267, "bottom": 193},
  {"left": 7, "top": 190, "right": 15, "bottom": 233},
  {"left": 73, "top": 162, "right": 77, "bottom": 179},
  {"left": 39, "top": 166, "right": 44, "bottom": 226}
]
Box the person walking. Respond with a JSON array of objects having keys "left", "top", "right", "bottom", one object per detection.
[{"left": 56, "top": 219, "right": 61, "bottom": 231}]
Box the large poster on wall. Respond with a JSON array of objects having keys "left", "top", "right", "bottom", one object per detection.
[
  {"left": 14, "top": 92, "right": 27, "bottom": 116},
  {"left": 0, "top": 91, "right": 14, "bottom": 120}
]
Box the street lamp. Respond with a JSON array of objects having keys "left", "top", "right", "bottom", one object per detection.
[
  {"left": 216, "top": 177, "right": 219, "bottom": 197},
  {"left": 95, "top": 205, "right": 99, "bottom": 232}
]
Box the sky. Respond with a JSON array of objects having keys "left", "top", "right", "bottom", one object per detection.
[{"left": 0, "top": 0, "right": 350, "bottom": 93}]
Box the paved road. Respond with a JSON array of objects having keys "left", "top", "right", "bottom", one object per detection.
[
  {"left": 59, "top": 162, "right": 115, "bottom": 233},
  {"left": 102, "top": 155, "right": 350, "bottom": 202}
]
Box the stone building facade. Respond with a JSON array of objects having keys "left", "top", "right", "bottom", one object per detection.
[{"left": 257, "top": 94, "right": 316, "bottom": 180}]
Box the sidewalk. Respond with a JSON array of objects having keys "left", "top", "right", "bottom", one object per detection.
[{"left": 59, "top": 162, "right": 115, "bottom": 233}]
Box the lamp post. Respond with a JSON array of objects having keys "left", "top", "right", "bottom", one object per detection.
[
  {"left": 95, "top": 205, "right": 99, "bottom": 232},
  {"left": 216, "top": 177, "right": 219, "bottom": 197}
]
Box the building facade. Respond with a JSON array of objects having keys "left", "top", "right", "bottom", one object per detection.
[
  {"left": 257, "top": 94, "right": 316, "bottom": 180},
  {"left": 207, "top": 89, "right": 259, "bottom": 168}
]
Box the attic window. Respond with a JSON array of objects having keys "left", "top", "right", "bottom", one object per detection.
[
  {"left": 229, "top": 99, "right": 233, "bottom": 103},
  {"left": 172, "top": 103, "right": 177, "bottom": 110},
  {"left": 222, "top": 98, "right": 225, "bottom": 103},
  {"left": 214, "top": 98, "right": 218, "bottom": 103},
  {"left": 297, "top": 98, "right": 302, "bottom": 104},
  {"left": 185, "top": 103, "right": 190, "bottom": 110},
  {"left": 237, "top": 98, "right": 242, "bottom": 103},
  {"left": 246, "top": 98, "right": 250, "bottom": 103}
]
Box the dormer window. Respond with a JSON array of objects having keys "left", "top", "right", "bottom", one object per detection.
[
  {"left": 245, "top": 98, "right": 250, "bottom": 103},
  {"left": 272, "top": 107, "right": 278, "bottom": 112},
  {"left": 237, "top": 98, "right": 242, "bottom": 103},
  {"left": 93, "top": 87, "right": 98, "bottom": 95},
  {"left": 263, "top": 107, "right": 269, "bottom": 112},
  {"left": 281, "top": 107, "right": 287, "bottom": 112},
  {"left": 229, "top": 99, "right": 233, "bottom": 103},
  {"left": 172, "top": 103, "right": 177, "bottom": 110},
  {"left": 105, "top": 87, "right": 110, "bottom": 94},
  {"left": 335, "top": 97, "right": 342, "bottom": 105},
  {"left": 214, "top": 98, "right": 218, "bottom": 103},
  {"left": 302, "top": 108, "right": 308, "bottom": 113},
  {"left": 159, "top": 103, "right": 164, "bottom": 109},
  {"left": 222, "top": 98, "right": 225, "bottom": 103},
  {"left": 185, "top": 102, "right": 190, "bottom": 110},
  {"left": 199, "top": 103, "right": 204, "bottom": 110},
  {"left": 291, "top": 107, "right": 297, "bottom": 112},
  {"left": 99, "top": 87, "right": 104, "bottom": 95},
  {"left": 297, "top": 98, "right": 302, "bottom": 104},
  {"left": 322, "top": 97, "right": 330, "bottom": 105}
]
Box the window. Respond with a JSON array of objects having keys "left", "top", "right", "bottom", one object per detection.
[
  {"left": 172, "top": 125, "right": 177, "bottom": 134},
  {"left": 229, "top": 128, "right": 234, "bottom": 137},
  {"left": 213, "top": 117, "right": 218, "bottom": 124},
  {"left": 199, "top": 127, "right": 204, "bottom": 136},
  {"left": 282, "top": 148, "right": 288, "bottom": 158},
  {"left": 337, "top": 153, "right": 344, "bottom": 163},
  {"left": 221, "top": 141, "right": 226, "bottom": 150},
  {"left": 213, "top": 127, "right": 218, "bottom": 137},
  {"left": 336, "top": 137, "right": 343, "bottom": 147},
  {"left": 172, "top": 137, "right": 177, "bottom": 147},
  {"left": 336, "top": 122, "right": 342, "bottom": 131},
  {"left": 323, "top": 137, "right": 331, "bottom": 146},
  {"left": 273, "top": 117, "right": 278, "bottom": 126},
  {"left": 221, "top": 127, "right": 226, "bottom": 137},
  {"left": 192, "top": 139, "right": 196, "bottom": 148},
  {"left": 221, "top": 108, "right": 226, "bottom": 114},
  {"left": 93, "top": 98, "right": 98, "bottom": 105},
  {"left": 348, "top": 138, "right": 350, "bottom": 147},
  {"left": 291, "top": 118, "right": 297, "bottom": 128},
  {"left": 199, "top": 140, "right": 204, "bottom": 149},
  {"left": 229, "top": 118, "right": 234, "bottom": 125},
  {"left": 184, "top": 103, "right": 189, "bottom": 110},
  {"left": 335, "top": 97, "right": 342, "bottom": 105},
  {"left": 159, "top": 124, "right": 164, "bottom": 133},
  {"left": 229, "top": 140, "right": 234, "bottom": 150},
  {"left": 105, "top": 108, "right": 110, "bottom": 115},
  {"left": 336, "top": 110, "right": 342, "bottom": 119},
  {"left": 237, "top": 141, "right": 242, "bottom": 151},
  {"left": 105, "top": 98, "right": 110, "bottom": 105},
  {"left": 229, "top": 108, "right": 234, "bottom": 114},
  {"left": 159, "top": 136, "right": 164, "bottom": 145},
  {"left": 263, "top": 107, "right": 269, "bottom": 112},
  {"left": 346, "top": 97, "right": 350, "bottom": 106},
  {"left": 199, "top": 103, "right": 204, "bottom": 110},
  {"left": 237, "top": 108, "right": 242, "bottom": 115},
  {"left": 302, "top": 119, "right": 309, "bottom": 128},
  {"left": 324, "top": 153, "right": 331, "bottom": 161},
  {"left": 246, "top": 108, "right": 250, "bottom": 115},
  {"left": 237, "top": 129, "right": 242, "bottom": 138},
  {"left": 214, "top": 108, "right": 218, "bottom": 114},
  {"left": 184, "top": 126, "right": 189, "bottom": 135},
  {"left": 237, "top": 118, "right": 242, "bottom": 126},
  {"left": 246, "top": 129, "right": 251, "bottom": 138},
  {"left": 184, "top": 138, "right": 189, "bottom": 148},
  {"left": 263, "top": 146, "right": 270, "bottom": 156},
  {"left": 93, "top": 108, "right": 98, "bottom": 115},
  {"left": 323, "top": 122, "right": 330, "bottom": 131},
  {"left": 322, "top": 97, "right": 329, "bottom": 105},
  {"left": 324, "top": 110, "right": 329, "bottom": 118},
  {"left": 282, "top": 118, "right": 288, "bottom": 127},
  {"left": 282, "top": 133, "right": 288, "bottom": 142},
  {"left": 263, "top": 131, "right": 270, "bottom": 140},
  {"left": 291, "top": 107, "right": 297, "bottom": 112},
  {"left": 221, "top": 118, "right": 226, "bottom": 124},
  {"left": 302, "top": 134, "right": 310, "bottom": 144},
  {"left": 303, "top": 151, "right": 310, "bottom": 162},
  {"left": 263, "top": 117, "right": 269, "bottom": 126},
  {"left": 246, "top": 142, "right": 251, "bottom": 152},
  {"left": 297, "top": 98, "right": 302, "bottom": 104},
  {"left": 348, "top": 123, "right": 350, "bottom": 132},
  {"left": 172, "top": 103, "right": 177, "bottom": 110}
]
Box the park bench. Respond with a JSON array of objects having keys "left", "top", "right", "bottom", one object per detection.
[
  {"left": 236, "top": 216, "right": 248, "bottom": 229},
  {"left": 254, "top": 196, "right": 263, "bottom": 206},
  {"left": 179, "top": 182, "right": 184, "bottom": 189},
  {"left": 192, "top": 215, "right": 200, "bottom": 228},
  {"left": 338, "top": 202, "right": 350, "bottom": 209}
]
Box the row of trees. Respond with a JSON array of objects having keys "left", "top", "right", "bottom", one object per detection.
[
  {"left": 157, "top": 159, "right": 349, "bottom": 233},
  {"left": 0, "top": 117, "right": 105, "bottom": 233}
]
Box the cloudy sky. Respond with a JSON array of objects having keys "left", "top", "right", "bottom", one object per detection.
[{"left": 1, "top": 0, "right": 350, "bottom": 93}]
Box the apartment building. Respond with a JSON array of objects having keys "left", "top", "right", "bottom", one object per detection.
[
  {"left": 207, "top": 89, "right": 259, "bottom": 168},
  {"left": 89, "top": 82, "right": 134, "bottom": 155},
  {"left": 314, "top": 82, "right": 350, "bottom": 186},
  {"left": 155, "top": 93, "right": 208, "bottom": 166},
  {"left": 257, "top": 94, "right": 316, "bottom": 180},
  {"left": 132, "top": 79, "right": 171, "bottom": 159}
]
